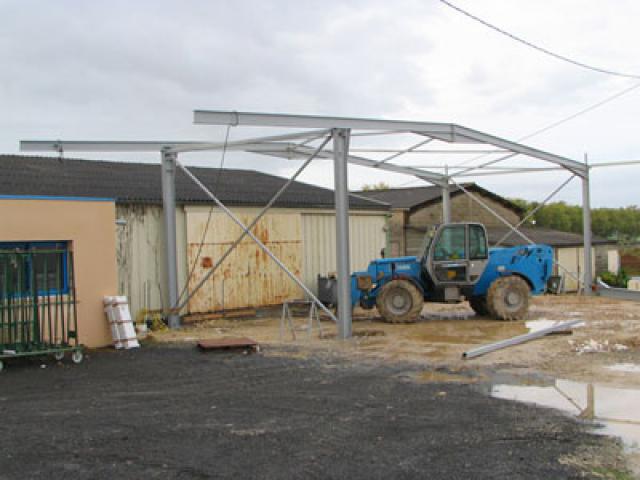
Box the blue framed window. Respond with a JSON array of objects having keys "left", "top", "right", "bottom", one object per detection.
[{"left": 0, "top": 241, "right": 69, "bottom": 297}]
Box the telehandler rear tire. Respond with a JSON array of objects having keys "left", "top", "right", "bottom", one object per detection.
[
  {"left": 486, "top": 275, "right": 529, "bottom": 321},
  {"left": 376, "top": 279, "right": 423, "bottom": 323}
]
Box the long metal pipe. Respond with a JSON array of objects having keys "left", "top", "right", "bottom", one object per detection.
[
  {"left": 174, "top": 160, "right": 339, "bottom": 324},
  {"left": 582, "top": 156, "right": 593, "bottom": 295},
  {"left": 173, "top": 135, "right": 332, "bottom": 313},
  {"left": 161, "top": 149, "right": 181, "bottom": 328},
  {"left": 463, "top": 319, "right": 582, "bottom": 359},
  {"left": 332, "top": 128, "right": 353, "bottom": 339}
]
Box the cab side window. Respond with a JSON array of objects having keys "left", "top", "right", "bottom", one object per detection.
[
  {"left": 433, "top": 225, "right": 466, "bottom": 261},
  {"left": 469, "top": 225, "right": 488, "bottom": 260}
]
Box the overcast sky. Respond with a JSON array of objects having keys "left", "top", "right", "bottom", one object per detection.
[{"left": 2, "top": 0, "right": 639, "bottom": 207}]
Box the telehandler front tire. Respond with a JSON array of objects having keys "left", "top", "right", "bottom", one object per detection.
[
  {"left": 486, "top": 275, "right": 530, "bottom": 321},
  {"left": 469, "top": 296, "right": 489, "bottom": 317},
  {"left": 376, "top": 279, "right": 423, "bottom": 323}
]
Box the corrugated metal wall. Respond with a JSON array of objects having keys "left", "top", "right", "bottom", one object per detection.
[
  {"left": 115, "top": 204, "right": 188, "bottom": 319},
  {"left": 185, "top": 207, "right": 304, "bottom": 313},
  {"left": 116, "top": 204, "right": 388, "bottom": 315},
  {"left": 301, "top": 213, "right": 387, "bottom": 293},
  {"left": 557, "top": 246, "right": 596, "bottom": 292}
]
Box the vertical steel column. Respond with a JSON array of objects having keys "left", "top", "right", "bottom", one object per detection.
[
  {"left": 332, "top": 128, "right": 352, "bottom": 339},
  {"left": 442, "top": 166, "right": 451, "bottom": 224},
  {"left": 582, "top": 156, "right": 593, "bottom": 295},
  {"left": 161, "top": 149, "right": 181, "bottom": 328}
]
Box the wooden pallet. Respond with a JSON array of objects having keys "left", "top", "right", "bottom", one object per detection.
[{"left": 197, "top": 337, "right": 260, "bottom": 353}]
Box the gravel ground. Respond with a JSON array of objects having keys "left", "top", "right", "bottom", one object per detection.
[{"left": 0, "top": 344, "right": 626, "bottom": 479}]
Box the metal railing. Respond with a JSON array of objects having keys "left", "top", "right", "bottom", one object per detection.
[{"left": 0, "top": 248, "right": 79, "bottom": 355}]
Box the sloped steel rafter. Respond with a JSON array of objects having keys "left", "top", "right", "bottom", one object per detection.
[{"left": 194, "top": 110, "right": 588, "bottom": 176}]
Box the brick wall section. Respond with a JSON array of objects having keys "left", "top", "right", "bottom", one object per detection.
[
  {"left": 388, "top": 210, "right": 406, "bottom": 257},
  {"left": 408, "top": 194, "right": 520, "bottom": 228},
  {"left": 622, "top": 253, "right": 640, "bottom": 274},
  {"left": 595, "top": 244, "right": 617, "bottom": 275},
  {"left": 395, "top": 194, "right": 521, "bottom": 256}
]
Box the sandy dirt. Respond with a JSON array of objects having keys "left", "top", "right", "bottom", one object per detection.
[{"left": 151, "top": 294, "right": 640, "bottom": 388}]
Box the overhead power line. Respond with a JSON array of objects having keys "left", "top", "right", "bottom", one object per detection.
[
  {"left": 439, "top": 0, "right": 640, "bottom": 80},
  {"left": 517, "top": 81, "right": 640, "bottom": 142},
  {"left": 394, "top": 79, "right": 640, "bottom": 187}
]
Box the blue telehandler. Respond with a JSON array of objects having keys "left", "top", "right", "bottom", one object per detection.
[{"left": 350, "top": 222, "right": 553, "bottom": 322}]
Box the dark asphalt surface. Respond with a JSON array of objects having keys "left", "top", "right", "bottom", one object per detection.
[{"left": 0, "top": 344, "right": 612, "bottom": 479}]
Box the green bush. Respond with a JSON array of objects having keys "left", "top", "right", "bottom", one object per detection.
[{"left": 600, "top": 269, "right": 629, "bottom": 288}]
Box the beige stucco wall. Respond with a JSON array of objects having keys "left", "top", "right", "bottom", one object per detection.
[
  {"left": 556, "top": 246, "right": 597, "bottom": 292},
  {"left": 0, "top": 198, "right": 117, "bottom": 347}
]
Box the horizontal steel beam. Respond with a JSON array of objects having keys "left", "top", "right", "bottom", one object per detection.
[
  {"left": 193, "top": 111, "right": 585, "bottom": 173},
  {"left": 194, "top": 110, "right": 456, "bottom": 135},
  {"left": 348, "top": 148, "right": 508, "bottom": 154},
  {"left": 168, "top": 129, "right": 331, "bottom": 153},
  {"left": 455, "top": 167, "right": 564, "bottom": 178},
  {"left": 589, "top": 159, "right": 640, "bottom": 168},
  {"left": 20, "top": 132, "right": 330, "bottom": 155},
  {"left": 20, "top": 140, "right": 203, "bottom": 153}
]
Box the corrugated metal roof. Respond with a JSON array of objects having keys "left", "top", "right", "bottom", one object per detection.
[
  {"left": 356, "top": 184, "right": 524, "bottom": 214},
  {"left": 0, "top": 155, "right": 388, "bottom": 210}
]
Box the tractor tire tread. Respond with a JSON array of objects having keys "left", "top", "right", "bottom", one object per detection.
[
  {"left": 376, "top": 279, "right": 423, "bottom": 323},
  {"left": 486, "top": 275, "right": 530, "bottom": 321}
]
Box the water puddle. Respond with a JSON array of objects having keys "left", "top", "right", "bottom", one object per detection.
[
  {"left": 606, "top": 363, "right": 640, "bottom": 374},
  {"left": 525, "top": 319, "right": 585, "bottom": 332},
  {"left": 491, "top": 379, "right": 640, "bottom": 452},
  {"left": 411, "top": 370, "right": 478, "bottom": 383}
]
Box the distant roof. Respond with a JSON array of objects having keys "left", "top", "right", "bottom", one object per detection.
[
  {"left": 403, "top": 224, "right": 613, "bottom": 247},
  {"left": 0, "top": 155, "right": 388, "bottom": 210},
  {"left": 356, "top": 184, "right": 523, "bottom": 214},
  {"left": 485, "top": 226, "right": 614, "bottom": 247}
]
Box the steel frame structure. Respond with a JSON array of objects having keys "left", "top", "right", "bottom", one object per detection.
[{"left": 22, "top": 110, "right": 603, "bottom": 339}]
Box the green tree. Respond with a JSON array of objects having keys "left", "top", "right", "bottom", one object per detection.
[
  {"left": 362, "top": 182, "right": 391, "bottom": 191},
  {"left": 508, "top": 198, "right": 640, "bottom": 241}
]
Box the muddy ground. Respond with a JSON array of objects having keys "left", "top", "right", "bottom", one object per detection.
[
  {"left": 158, "top": 295, "right": 640, "bottom": 387},
  {"left": 150, "top": 294, "right": 640, "bottom": 476},
  {"left": 0, "top": 345, "right": 629, "bottom": 479}
]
